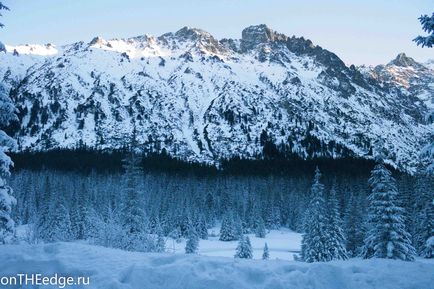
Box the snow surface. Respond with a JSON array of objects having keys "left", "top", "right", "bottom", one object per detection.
[
  {"left": 167, "top": 227, "right": 301, "bottom": 260},
  {"left": 0, "top": 241, "right": 433, "bottom": 289}
]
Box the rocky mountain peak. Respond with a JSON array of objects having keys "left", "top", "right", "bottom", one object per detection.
[
  {"left": 175, "top": 26, "right": 213, "bottom": 41},
  {"left": 240, "top": 24, "right": 287, "bottom": 51},
  {"left": 89, "top": 36, "right": 106, "bottom": 46},
  {"left": 388, "top": 53, "right": 420, "bottom": 68}
]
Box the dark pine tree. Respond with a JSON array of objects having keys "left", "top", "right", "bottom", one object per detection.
[{"left": 325, "top": 187, "right": 348, "bottom": 260}]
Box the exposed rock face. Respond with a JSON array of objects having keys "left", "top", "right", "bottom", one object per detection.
[
  {"left": 0, "top": 25, "right": 433, "bottom": 172},
  {"left": 362, "top": 53, "right": 434, "bottom": 121},
  {"left": 389, "top": 53, "right": 422, "bottom": 68},
  {"left": 240, "top": 24, "right": 287, "bottom": 51}
]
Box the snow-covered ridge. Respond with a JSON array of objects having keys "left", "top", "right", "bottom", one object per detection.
[
  {"left": 1, "top": 25, "right": 433, "bottom": 172},
  {"left": 364, "top": 53, "right": 434, "bottom": 110},
  {"left": 5, "top": 43, "right": 59, "bottom": 56}
]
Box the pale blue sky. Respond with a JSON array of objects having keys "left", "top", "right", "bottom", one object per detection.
[{"left": 0, "top": 0, "right": 432, "bottom": 65}]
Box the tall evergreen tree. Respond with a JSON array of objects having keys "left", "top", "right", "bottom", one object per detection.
[
  {"left": 235, "top": 235, "right": 253, "bottom": 259},
  {"left": 326, "top": 187, "right": 348, "bottom": 260},
  {"left": 70, "top": 183, "right": 89, "bottom": 240},
  {"left": 0, "top": 48, "right": 17, "bottom": 243},
  {"left": 196, "top": 214, "right": 208, "bottom": 240},
  {"left": 418, "top": 198, "right": 434, "bottom": 258},
  {"left": 234, "top": 213, "right": 244, "bottom": 239},
  {"left": 255, "top": 216, "right": 266, "bottom": 238},
  {"left": 344, "top": 193, "right": 365, "bottom": 257},
  {"left": 362, "top": 163, "right": 416, "bottom": 261},
  {"left": 121, "top": 127, "right": 148, "bottom": 251},
  {"left": 412, "top": 173, "right": 434, "bottom": 257},
  {"left": 35, "top": 176, "right": 53, "bottom": 242},
  {"left": 219, "top": 211, "right": 237, "bottom": 241},
  {"left": 47, "top": 195, "right": 72, "bottom": 242},
  {"left": 301, "top": 167, "right": 331, "bottom": 262}
]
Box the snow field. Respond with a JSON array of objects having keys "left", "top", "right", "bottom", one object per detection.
[
  {"left": 167, "top": 227, "right": 301, "bottom": 260},
  {"left": 0, "top": 242, "right": 433, "bottom": 289}
]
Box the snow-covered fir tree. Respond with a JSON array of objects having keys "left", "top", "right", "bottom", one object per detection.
[
  {"left": 70, "top": 182, "right": 90, "bottom": 240},
  {"left": 196, "top": 214, "right": 208, "bottom": 240},
  {"left": 185, "top": 226, "right": 199, "bottom": 254},
  {"left": 155, "top": 223, "right": 166, "bottom": 253},
  {"left": 362, "top": 163, "right": 416, "bottom": 261},
  {"left": 414, "top": 13, "right": 434, "bottom": 48},
  {"left": 120, "top": 127, "right": 150, "bottom": 251},
  {"left": 47, "top": 195, "right": 72, "bottom": 242},
  {"left": 301, "top": 167, "right": 331, "bottom": 262},
  {"left": 219, "top": 211, "right": 237, "bottom": 241},
  {"left": 97, "top": 204, "right": 123, "bottom": 249},
  {"left": 0, "top": 77, "right": 17, "bottom": 244},
  {"left": 344, "top": 192, "right": 365, "bottom": 257},
  {"left": 262, "top": 242, "right": 270, "bottom": 260},
  {"left": 234, "top": 235, "right": 253, "bottom": 259},
  {"left": 255, "top": 216, "right": 266, "bottom": 238},
  {"left": 418, "top": 198, "right": 433, "bottom": 258},
  {"left": 0, "top": 1, "right": 8, "bottom": 28},
  {"left": 234, "top": 213, "right": 244, "bottom": 239},
  {"left": 35, "top": 176, "right": 53, "bottom": 242},
  {"left": 412, "top": 172, "right": 434, "bottom": 257},
  {"left": 325, "top": 186, "right": 348, "bottom": 260}
]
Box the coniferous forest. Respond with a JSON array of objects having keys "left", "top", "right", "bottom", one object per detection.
[{"left": 8, "top": 150, "right": 434, "bottom": 261}]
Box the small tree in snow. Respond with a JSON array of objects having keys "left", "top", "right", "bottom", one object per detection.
[
  {"left": 361, "top": 163, "right": 416, "bottom": 261},
  {"left": 185, "top": 226, "right": 199, "bottom": 254},
  {"left": 155, "top": 223, "right": 166, "bottom": 253},
  {"left": 262, "top": 242, "right": 270, "bottom": 260},
  {"left": 301, "top": 167, "right": 331, "bottom": 262},
  {"left": 235, "top": 235, "right": 253, "bottom": 259}
]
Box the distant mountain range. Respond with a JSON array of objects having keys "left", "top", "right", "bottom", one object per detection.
[{"left": 0, "top": 25, "right": 433, "bottom": 172}]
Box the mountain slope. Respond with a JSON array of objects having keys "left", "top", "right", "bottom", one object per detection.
[
  {"left": 362, "top": 53, "right": 434, "bottom": 117},
  {"left": 1, "top": 25, "right": 433, "bottom": 172}
]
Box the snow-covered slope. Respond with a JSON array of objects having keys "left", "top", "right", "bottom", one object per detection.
[
  {"left": 0, "top": 242, "right": 433, "bottom": 289},
  {"left": 1, "top": 25, "right": 433, "bottom": 172},
  {"left": 364, "top": 53, "right": 434, "bottom": 112}
]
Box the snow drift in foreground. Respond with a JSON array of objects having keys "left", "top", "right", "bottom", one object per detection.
[{"left": 0, "top": 243, "right": 433, "bottom": 289}]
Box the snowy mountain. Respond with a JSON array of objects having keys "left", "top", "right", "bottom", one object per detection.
[
  {"left": 1, "top": 25, "right": 433, "bottom": 172},
  {"left": 362, "top": 53, "right": 434, "bottom": 114}
]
